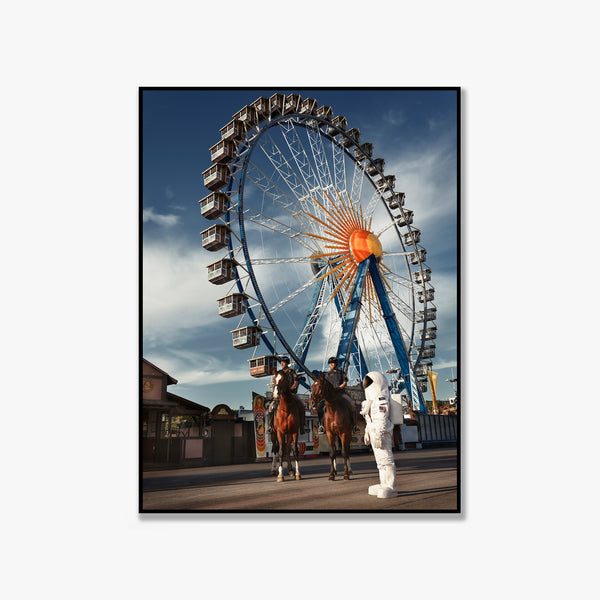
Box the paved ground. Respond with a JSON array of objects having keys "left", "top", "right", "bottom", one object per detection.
[{"left": 141, "top": 447, "right": 458, "bottom": 512}]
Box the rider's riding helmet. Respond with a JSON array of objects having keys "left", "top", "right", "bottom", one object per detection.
[
  {"left": 328, "top": 357, "right": 338, "bottom": 365},
  {"left": 280, "top": 356, "right": 290, "bottom": 365}
]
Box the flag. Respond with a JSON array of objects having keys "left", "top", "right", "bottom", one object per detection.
[{"left": 428, "top": 370, "right": 438, "bottom": 412}]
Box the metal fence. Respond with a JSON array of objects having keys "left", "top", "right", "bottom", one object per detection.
[{"left": 415, "top": 414, "right": 458, "bottom": 444}]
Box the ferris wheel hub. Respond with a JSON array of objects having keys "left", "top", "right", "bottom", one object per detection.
[{"left": 349, "top": 229, "right": 383, "bottom": 263}]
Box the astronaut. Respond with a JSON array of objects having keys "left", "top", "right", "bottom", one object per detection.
[{"left": 360, "top": 371, "right": 398, "bottom": 499}]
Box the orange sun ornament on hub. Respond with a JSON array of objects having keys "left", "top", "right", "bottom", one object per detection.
[
  {"left": 305, "top": 189, "right": 392, "bottom": 318},
  {"left": 349, "top": 229, "right": 383, "bottom": 263}
]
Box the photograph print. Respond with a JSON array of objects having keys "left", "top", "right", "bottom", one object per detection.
[{"left": 141, "top": 87, "right": 459, "bottom": 512}]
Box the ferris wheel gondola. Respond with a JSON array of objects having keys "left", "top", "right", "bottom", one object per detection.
[{"left": 200, "top": 93, "right": 436, "bottom": 413}]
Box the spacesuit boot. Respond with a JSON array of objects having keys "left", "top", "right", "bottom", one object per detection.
[
  {"left": 368, "top": 470, "right": 384, "bottom": 496},
  {"left": 376, "top": 465, "right": 398, "bottom": 499}
]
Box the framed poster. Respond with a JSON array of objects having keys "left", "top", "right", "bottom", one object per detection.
[{"left": 140, "top": 88, "right": 460, "bottom": 513}]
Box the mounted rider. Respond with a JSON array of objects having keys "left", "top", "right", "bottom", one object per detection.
[
  {"left": 316, "top": 357, "right": 348, "bottom": 433},
  {"left": 267, "top": 357, "right": 306, "bottom": 434}
]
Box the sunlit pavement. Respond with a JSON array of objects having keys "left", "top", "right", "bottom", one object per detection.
[{"left": 141, "top": 447, "right": 458, "bottom": 512}]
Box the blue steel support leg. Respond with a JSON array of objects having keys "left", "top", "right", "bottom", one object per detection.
[
  {"left": 367, "top": 257, "right": 428, "bottom": 414},
  {"left": 336, "top": 259, "right": 369, "bottom": 375},
  {"left": 295, "top": 278, "right": 325, "bottom": 364},
  {"left": 333, "top": 293, "right": 368, "bottom": 380},
  {"left": 292, "top": 278, "right": 326, "bottom": 390}
]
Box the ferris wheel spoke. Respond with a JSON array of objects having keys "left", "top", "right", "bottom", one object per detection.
[
  {"left": 375, "top": 219, "right": 400, "bottom": 237},
  {"left": 388, "top": 296, "right": 414, "bottom": 324},
  {"left": 365, "top": 190, "right": 382, "bottom": 219},
  {"left": 350, "top": 158, "right": 365, "bottom": 207},
  {"left": 245, "top": 162, "right": 314, "bottom": 234},
  {"left": 292, "top": 278, "right": 327, "bottom": 363},
  {"left": 382, "top": 270, "right": 414, "bottom": 290},
  {"left": 268, "top": 265, "right": 326, "bottom": 315},
  {"left": 330, "top": 137, "right": 347, "bottom": 194},
  {"left": 258, "top": 135, "right": 310, "bottom": 200},
  {"left": 242, "top": 207, "right": 317, "bottom": 253},
  {"left": 249, "top": 256, "right": 313, "bottom": 265},
  {"left": 258, "top": 132, "right": 320, "bottom": 235},
  {"left": 306, "top": 125, "right": 334, "bottom": 194},
  {"left": 356, "top": 326, "right": 391, "bottom": 374},
  {"left": 278, "top": 120, "right": 330, "bottom": 222}
]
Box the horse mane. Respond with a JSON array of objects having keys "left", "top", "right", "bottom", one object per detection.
[
  {"left": 274, "top": 369, "right": 303, "bottom": 415},
  {"left": 319, "top": 376, "right": 355, "bottom": 424}
]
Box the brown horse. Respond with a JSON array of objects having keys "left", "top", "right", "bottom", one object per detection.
[
  {"left": 270, "top": 369, "right": 303, "bottom": 481},
  {"left": 310, "top": 374, "right": 356, "bottom": 480}
]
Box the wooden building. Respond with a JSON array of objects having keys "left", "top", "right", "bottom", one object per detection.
[
  {"left": 141, "top": 358, "right": 256, "bottom": 466},
  {"left": 142, "top": 359, "right": 210, "bottom": 464}
]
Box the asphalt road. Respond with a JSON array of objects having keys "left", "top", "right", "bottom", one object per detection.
[{"left": 141, "top": 447, "right": 459, "bottom": 512}]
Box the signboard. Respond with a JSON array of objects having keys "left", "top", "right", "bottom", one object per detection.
[{"left": 252, "top": 393, "right": 267, "bottom": 459}]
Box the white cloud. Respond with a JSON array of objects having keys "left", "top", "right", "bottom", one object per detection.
[
  {"left": 385, "top": 145, "right": 457, "bottom": 232},
  {"left": 383, "top": 109, "right": 406, "bottom": 127},
  {"left": 142, "top": 207, "right": 179, "bottom": 227},
  {"left": 148, "top": 346, "right": 251, "bottom": 387},
  {"left": 143, "top": 238, "right": 224, "bottom": 345},
  {"left": 433, "top": 271, "right": 457, "bottom": 315}
]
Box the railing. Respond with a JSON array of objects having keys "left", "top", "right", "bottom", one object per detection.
[{"left": 415, "top": 414, "right": 458, "bottom": 444}]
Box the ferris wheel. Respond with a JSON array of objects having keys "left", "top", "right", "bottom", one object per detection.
[{"left": 200, "top": 93, "right": 436, "bottom": 413}]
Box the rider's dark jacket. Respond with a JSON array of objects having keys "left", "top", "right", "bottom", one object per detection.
[{"left": 325, "top": 368, "right": 347, "bottom": 389}]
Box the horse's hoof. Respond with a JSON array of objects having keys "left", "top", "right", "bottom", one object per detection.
[
  {"left": 277, "top": 476, "right": 284, "bottom": 482},
  {"left": 344, "top": 474, "right": 350, "bottom": 480},
  {"left": 296, "top": 474, "right": 301, "bottom": 480},
  {"left": 270, "top": 471, "right": 276, "bottom": 476},
  {"left": 329, "top": 475, "right": 335, "bottom": 481}
]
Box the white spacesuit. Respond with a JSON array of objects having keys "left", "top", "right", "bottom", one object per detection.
[{"left": 360, "top": 371, "right": 398, "bottom": 499}]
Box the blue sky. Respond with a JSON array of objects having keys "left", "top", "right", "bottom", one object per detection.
[{"left": 142, "top": 88, "right": 458, "bottom": 409}]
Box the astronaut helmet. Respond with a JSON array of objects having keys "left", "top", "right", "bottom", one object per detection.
[{"left": 362, "top": 371, "right": 390, "bottom": 401}]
